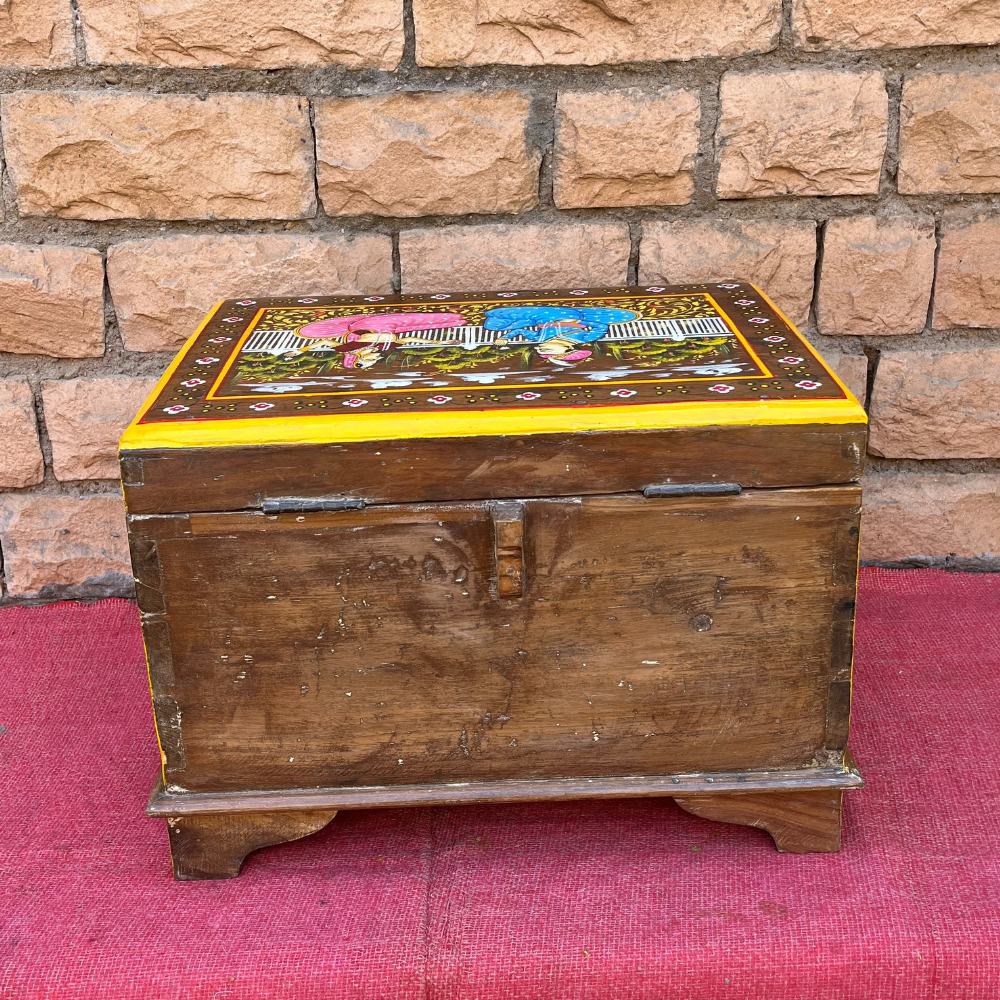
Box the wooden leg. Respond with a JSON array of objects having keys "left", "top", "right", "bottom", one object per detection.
[
  {"left": 165, "top": 809, "right": 339, "bottom": 880},
  {"left": 673, "top": 789, "right": 844, "bottom": 853}
]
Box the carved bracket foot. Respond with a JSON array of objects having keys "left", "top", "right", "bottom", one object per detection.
[
  {"left": 165, "top": 809, "right": 339, "bottom": 880},
  {"left": 673, "top": 789, "right": 844, "bottom": 853}
]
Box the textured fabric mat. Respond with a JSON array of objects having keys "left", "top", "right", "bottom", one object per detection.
[{"left": 1, "top": 568, "right": 998, "bottom": 999}]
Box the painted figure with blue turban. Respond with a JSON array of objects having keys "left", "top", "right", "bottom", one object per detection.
[{"left": 483, "top": 306, "right": 638, "bottom": 364}]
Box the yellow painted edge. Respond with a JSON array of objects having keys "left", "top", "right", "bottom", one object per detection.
[
  {"left": 751, "top": 284, "right": 865, "bottom": 409},
  {"left": 120, "top": 301, "right": 225, "bottom": 459},
  {"left": 120, "top": 310, "right": 227, "bottom": 773},
  {"left": 138, "top": 622, "right": 168, "bottom": 786},
  {"left": 121, "top": 396, "right": 866, "bottom": 451}
]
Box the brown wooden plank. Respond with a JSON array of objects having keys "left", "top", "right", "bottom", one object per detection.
[
  {"left": 134, "top": 485, "right": 860, "bottom": 795},
  {"left": 121, "top": 422, "right": 866, "bottom": 515}
]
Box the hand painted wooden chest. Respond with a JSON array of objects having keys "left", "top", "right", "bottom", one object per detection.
[{"left": 120, "top": 282, "right": 866, "bottom": 879}]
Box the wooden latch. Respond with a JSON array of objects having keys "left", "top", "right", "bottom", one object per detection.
[{"left": 492, "top": 501, "right": 525, "bottom": 599}]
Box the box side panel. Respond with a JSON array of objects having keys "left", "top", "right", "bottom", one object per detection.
[{"left": 133, "top": 485, "right": 861, "bottom": 794}]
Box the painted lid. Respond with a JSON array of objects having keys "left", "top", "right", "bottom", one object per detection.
[{"left": 120, "top": 282, "right": 865, "bottom": 452}]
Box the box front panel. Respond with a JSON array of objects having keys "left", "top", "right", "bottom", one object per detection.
[{"left": 138, "top": 486, "right": 859, "bottom": 793}]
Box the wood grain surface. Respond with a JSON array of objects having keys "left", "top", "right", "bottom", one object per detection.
[
  {"left": 131, "top": 485, "right": 861, "bottom": 795},
  {"left": 120, "top": 422, "right": 866, "bottom": 514}
]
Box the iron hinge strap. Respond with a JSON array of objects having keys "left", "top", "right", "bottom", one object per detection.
[
  {"left": 643, "top": 482, "right": 742, "bottom": 498},
  {"left": 260, "top": 495, "right": 365, "bottom": 513}
]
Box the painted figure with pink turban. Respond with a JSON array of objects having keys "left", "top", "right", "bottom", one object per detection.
[{"left": 290, "top": 312, "right": 466, "bottom": 369}]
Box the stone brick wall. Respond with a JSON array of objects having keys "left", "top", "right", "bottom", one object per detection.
[{"left": 0, "top": 0, "right": 998, "bottom": 602}]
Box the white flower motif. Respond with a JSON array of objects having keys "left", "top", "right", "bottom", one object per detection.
[
  {"left": 708, "top": 384, "right": 735, "bottom": 393},
  {"left": 763, "top": 335, "right": 786, "bottom": 343},
  {"left": 364, "top": 296, "right": 385, "bottom": 302},
  {"left": 342, "top": 398, "right": 369, "bottom": 407},
  {"left": 749, "top": 317, "right": 769, "bottom": 324},
  {"left": 163, "top": 404, "right": 189, "bottom": 414},
  {"left": 430, "top": 294, "right": 451, "bottom": 300},
  {"left": 208, "top": 336, "right": 232, "bottom": 344},
  {"left": 735, "top": 299, "right": 755, "bottom": 305},
  {"left": 249, "top": 402, "right": 274, "bottom": 411},
  {"left": 298, "top": 297, "right": 318, "bottom": 304},
  {"left": 195, "top": 356, "right": 220, "bottom": 364},
  {"left": 610, "top": 388, "right": 637, "bottom": 398},
  {"left": 778, "top": 356, "right": 804, "bottom": 365},
  {"left": 428, "top": 395, "right": 452, "bottom": 404},
  {"left": 795, "top": 380, "right": 822, "bottom": 390},
  {"left": 570, "top": 289, "right": 589, "bottom": 295},
  {"left": 236, "top": 300, "right": 256, "bottom": 306},
  {"left": 497, "top": 292, "right": 518, "bottom": 298},
  {"left": 516, "top": 391, "right": 542, "bottom": 400},
  {"left": 717, "top": 283, "right": 740, "bottom": 289},
  {"left": 180, "top": 378, "right": 206, "bottom": 388},
  {"left": 222, "top": 317, "right": 242, "bottom": 323},
  {"left": 645, "top": 286, "right": 666, "bottom": 292}
]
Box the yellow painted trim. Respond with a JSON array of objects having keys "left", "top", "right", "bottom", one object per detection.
[
  {"left": 121, "top": 396, "right": 866, "bottom": 451},
  {"left": 139, "top": 623, "right": 168, "bottom": 784},
  {"left": 123, "top": 305, "right": 227, "bottom": 780},
  {"left": 751, "top": 284, "right": 864, "bottom": 408},
  {"left": 123, "top": 301, "right": 225, "bottom": 438},
  {"left": 703, "top": 291, "right": 774, "bottom": 377},
  {"left": 205, "top": 306, "right": 266, "bottom": 400}
]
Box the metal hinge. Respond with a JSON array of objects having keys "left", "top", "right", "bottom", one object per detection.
[
  {"left": 643, "top": 482, "right": 742, "bottom": 498},
  {"left": 260, "top": 495, "right": 365, "bottom": 513}
]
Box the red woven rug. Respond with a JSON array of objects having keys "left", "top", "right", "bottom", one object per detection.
[{"left": 2, "top": 568, "right": 999, "bottom": 999}]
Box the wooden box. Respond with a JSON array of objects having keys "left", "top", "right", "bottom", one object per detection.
[{"left": 120, "top": 282, "right": 866, "bottom": 879}]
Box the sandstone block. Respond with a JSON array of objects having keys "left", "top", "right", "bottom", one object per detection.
[
  {"left": 0, "top": 244, "right": 105, "bottom": 357},
  {"left": 861, "top": 473, "right": 1000, "bottom": 561},
  {"left": 1, "top": 91, "right": 316, "bottom": 221},
  {"left": 0, "top": 493, "right": 132, "bottom": 599},
  {"left": 0, "top": 380, "right": 44, "bottom": 488},
  {"left": 899, "top": 72, "right": 1000, "bottom": 194},
  {"left": 413, "top": 0, "right": 780, "bottom": 66},
  {"left": 553, "top": 89, "right": 699, "bottom": 209},
  {"left": 793, "top": 0, "right": 1000, "bottom": 51},
  {"left": 42, "top": 378, "right": 159, "bottom": 481},
  {"left": 820, "top": 348, "right": 869, "bottom": 404},
  {"left": 933, "top": 215, "right": 1000, "bottom": 329},
  {"left": 79, "top": 0, "right": 404, "bottom": 70},
  {"left": 638, "top": 219, "right": 817, "bottom": 327},
  {"left": 316, "top": 91, "right": 539, "bottom": 218},
  {"left": 399, "top": 222, "right": 631, "bottom": 292},
  {"left": 818, "top": 216, "right": 935, "bottom": 336},
  {"left": 717, "top": 70, "right": 888, "bottom": 198},
  {"left": 0, "top": 0, "right": 74, "bottom": 67},
  {"left": 868, "top": 349, "right": 1000, "bottom": 458},
  {"left": 108, "top": 233, "right": 394, "bottom": 353}
]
